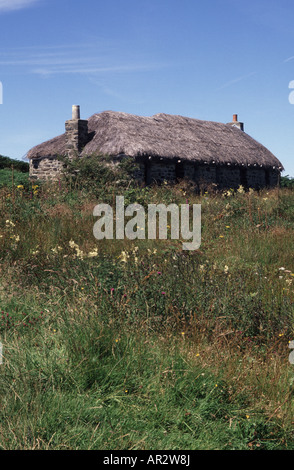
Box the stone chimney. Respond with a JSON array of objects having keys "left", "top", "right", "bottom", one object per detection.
[
  {"left": 65, "top": 105, "right": 88, "bottom": 158},
  {"left": 227, "top": 114, "right": 244, "bottom": 132}
]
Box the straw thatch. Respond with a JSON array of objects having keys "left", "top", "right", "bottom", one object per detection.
[{"left": 27, "top": 111, "right": 283, "bottom": 169}]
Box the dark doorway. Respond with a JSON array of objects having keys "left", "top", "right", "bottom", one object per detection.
[
  {"left": 240, "top": 167, "right": 247, "bottom": 188},
  {"left": 175, "top": 162, "right": 185, "bottom": 181},
  {"left": 265, "top": 169, "right": 270, "bottom": 187},
  {"left": 145, "top": 162, "right": 151, "bottom": 185}
]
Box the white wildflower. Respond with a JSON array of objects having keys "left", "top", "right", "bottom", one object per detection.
[
  {"left": 119, "top": 251, "right": 129, "bottom": 263},
  {"left": 88, "top": 248, "right": 98, "bottom": 258}
]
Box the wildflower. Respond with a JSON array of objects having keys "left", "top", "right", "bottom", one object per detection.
[
  {"left": 279, "top": 267, "right": 286, "bottom": 271},
  {"left": 246, "top": 415, "right": 250, "bottom": 419},
  {"left": 69, "top": 239, "right": 78, "bottom": 249},
  {"left": 219, "top": 235, "right": 224, "bottom": 238},
  {"left": 17, "top": 185, "right": 24, "bottom": 190},
  {"left": 69, "top": 240, "right": 84, "bottom": 259},
  {"left": 224, "top": 265, "right": 229, "bottom": 274},
  {"left": 161, "top": 291, "right": 166, "bottom": 295},
  {"left": 75, "top": 248, "right": 85, "bottom": 259},
  {"left": 5, "top": 220, "right": 15, "bottom": 228},
  {"left": 51, "top": 246, "right": 62, "bottom": 254},
  {"left": 119, "top": 251, "right": 129, "bottom": 263},
  {"left": 88, "top": 248, "right": 98, "bottom": 258}
]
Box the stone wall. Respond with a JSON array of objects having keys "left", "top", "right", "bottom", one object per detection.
[
  {"left": 216, "top": 166, "right": 241, "bottom": 189},
  {"left": 65, "top": 119, "right": 89, "bottom": 158},
  {"left": 246, "top": 167, "right": 266, "bottom": 189},
  {"left": 29, "top": 156, "right": 64, "bottom": 180},
  {"left": 146, "top": 161, "right": 177, "bottom": 184},
  {"left": 140, "top": 161, "right": 280, "bottom": 190},
  {"left": 267, "top": 169, "right": 280, "bottom": 187},
  {"left": 195, "top": 164, "right": 217, "bottom": 187},
  {"left": 29, "top": 152, "right": 280, "bottom": 190}
]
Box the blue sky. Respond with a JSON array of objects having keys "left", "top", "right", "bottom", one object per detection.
[{"left": 0, "top": 0, "right": 294, "bottom": 176}]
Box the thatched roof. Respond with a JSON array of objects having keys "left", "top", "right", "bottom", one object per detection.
[{"left": 27, "top": 111, "right": 283, "bottom": 170}]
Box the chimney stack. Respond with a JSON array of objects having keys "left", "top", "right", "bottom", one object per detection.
[
  {"left": 65, "top": 105, "right": 88, "bottom": 158},
  {"left": 227, "top": 114, "right": 244, "bottom": 131},
  {"left": 72, "top": 105, "right": 80, "bottom": 120}
]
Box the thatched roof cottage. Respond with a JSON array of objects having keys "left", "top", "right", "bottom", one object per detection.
[{"left": 27, "top": 106, "right": 284, "bottom": 189}]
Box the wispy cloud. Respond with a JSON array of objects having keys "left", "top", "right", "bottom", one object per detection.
[
  {"left": 284, "top": 56, "right": 294, "bottom": 63},
  {"left": 216, "top": 71, "right": 257, "bottom": 90},
  {"left": 0, "top": 43, "right": 170, "bottom": 77},
  {"left": 0, "top": 0, "right": 40, "bottom": 12},
  {"left": 33, "top": 63, "right": 167, "bottom": 76}
]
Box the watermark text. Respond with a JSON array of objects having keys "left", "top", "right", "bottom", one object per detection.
[{"left": 93, "top": 196, "right": 201, "bottom": 251}]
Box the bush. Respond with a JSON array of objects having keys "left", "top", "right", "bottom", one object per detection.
[
  {"left": 59, "top": 154, "right": 141, "bottom": 195},
  {"left": 0, "top": 155, "right": 29, "bottom": 173},
  {"left": 280, "top": 175, "right": 294, "bottom": 189}
]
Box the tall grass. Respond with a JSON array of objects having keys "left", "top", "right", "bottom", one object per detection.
[{"left": 0, "top": 176, "right": 293, "bottom": 450}]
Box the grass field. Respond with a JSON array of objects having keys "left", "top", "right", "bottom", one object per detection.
[{"left": 0, "top": 165, "right": 293, "bottom": 450}]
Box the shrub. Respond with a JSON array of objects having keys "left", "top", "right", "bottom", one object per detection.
[
  {"left": 59, "top": 154, "right": 142, "bottom": 195},
  {"left": 280, "top": 175, "right": 294, "bottom": 189},
  {"left": 0, "top": 155, "right": 29, "bottom": 173}
]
